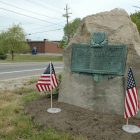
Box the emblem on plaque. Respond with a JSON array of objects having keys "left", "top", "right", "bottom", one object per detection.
[{"left": 90, "top": 32, "right": 108, "bottom": 47}]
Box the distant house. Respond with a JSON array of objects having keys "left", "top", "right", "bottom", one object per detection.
[{"left": 27, "top": 39, "right": 63, "bottom": 54}]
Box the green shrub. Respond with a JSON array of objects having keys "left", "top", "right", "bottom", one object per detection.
[{"left": 0, "top": 52, "right": 7, "bottom": 60}]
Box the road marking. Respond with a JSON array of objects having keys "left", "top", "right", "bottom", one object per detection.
[
  {"left": 0, "top": 75, "right": 40, "bottom": 81},
  {"left": 0, "top": 62, "right": 50, "bottom": 65},
  {"left": 0, "top": 67, "right": 63, "bottom": 75},
  {"left": 0, "top": 71, "right": 61, "bottom": 81}
]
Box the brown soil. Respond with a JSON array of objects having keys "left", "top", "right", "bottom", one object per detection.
[{"left": 25, "top": 97, "right": 140, "bottom": 140}]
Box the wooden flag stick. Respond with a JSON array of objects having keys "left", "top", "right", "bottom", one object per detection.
[
  {"left": 126, "top": 118, "right": 129, "bottom": 125},
  {"left": 50, "top": 61, "right": 53, "bottom": 109},
  {"left": 51, "top": 90, "right": 53, "bottom": 108}
]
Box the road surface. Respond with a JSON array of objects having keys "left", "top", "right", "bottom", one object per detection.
[{"left": 0, "top": 62, "right": 63, "bottom": 81}]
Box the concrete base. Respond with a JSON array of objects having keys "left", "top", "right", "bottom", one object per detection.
[
  {"left": 47, "top": 108, "right": 61, "bottom": 113},
  {"left": 122, "top": 125, "right": 140, "bottom": 133}
]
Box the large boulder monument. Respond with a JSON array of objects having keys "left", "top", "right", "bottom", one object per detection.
[{"left": 59, "top": 8, "right": 140, "bottom": 116}]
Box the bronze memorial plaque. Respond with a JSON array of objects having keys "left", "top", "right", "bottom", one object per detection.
[{"left": 71, "top": 44, "right": 127, "bottom": 75}]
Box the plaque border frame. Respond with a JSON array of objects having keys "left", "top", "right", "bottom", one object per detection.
[{"left": 71, "top": 43, "right": 127, "bottom": 76}]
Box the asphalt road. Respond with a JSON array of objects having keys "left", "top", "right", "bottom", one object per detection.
[{"left": 0, "top": 62, "right": 63, "bottom": 81}]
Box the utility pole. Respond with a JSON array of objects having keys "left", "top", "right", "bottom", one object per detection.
[{"left": 63, "top": 4, "right": 72, "bottom": 42}]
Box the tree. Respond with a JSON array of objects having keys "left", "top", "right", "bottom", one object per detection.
[
  {"left": 130, "top": 12, "right": 140, "bottom": 33},
  {"left": 0, "top": 32, "right": 7, "bottom": 53},
  {"left": 60, "top": 18, "right": 81, "bottom": 48},
  {"left": 0, "top": 24, "right": 29, "bottom": 60},
  {"left": 64, "top": 18, "right": 81, "bottom": 39},
  {"left": 59, "top": 36, "right": 68, "bottom": 48}
]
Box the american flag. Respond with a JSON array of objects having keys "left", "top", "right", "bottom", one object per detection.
[
  {"left": 36, "top": 62, "right": 58, "bottom": 92},
  {"left": 124, "top": 68, "right": 139, "bottom": 119}
]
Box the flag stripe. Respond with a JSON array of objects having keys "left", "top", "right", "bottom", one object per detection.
[
  {"left": 130, "top": 88, "right": 137, "bottom": 113},
  {"left": 127, "top": 90, "right": 136, "bottom": 114},
  {"left": 126, "top": 93, "right": 133, "bottom": 117},
  {"left": 37, "top": 84, "right": 42, "bottom": 92},
  {"left": 36, "top": 84, "right": 40, "bottom": 92},
  {"left": 125, "top": 96, "right": 130, "bottom": 117},
  {"left": 40, "top": 84, "right": 44, "bottom": 92},
  {"left": 124, "top": 109, "right": 128, "bottom": 118},
  {"left": 126, "top": 96, "right": 133, "bottom": 117},
  {"left": 53, "top": 74, "right": 58, "bottom": 87},
  {"left": 128, "top": 90, "right": 136, "bottom": 113},
  {"left": 46, "top": 86, "right": 49, "bottom": 91},
  {"left": 37, "top": 81, "right": 51, "bottom": 84},
  {"left": 133, "top": 88, "right": 139, "bottom": 111},
  {"left": 51, "top": 76, "right": 55, "bottom": 88}
]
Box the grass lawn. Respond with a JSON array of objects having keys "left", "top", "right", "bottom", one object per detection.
[
  {"left": 0, "top": 54, "right": 63, "bottom": 62},
  {"left": 0, "top": 79, "right": 85, "bottom": 140}
]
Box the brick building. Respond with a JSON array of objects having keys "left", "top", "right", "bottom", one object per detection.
[{"left": 27, "top": 39, "right": 63, "bottom": 54}]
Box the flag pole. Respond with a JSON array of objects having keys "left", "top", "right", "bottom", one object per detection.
[
  {"left": 47, "top": 61, "right": 61, "bottom": 114},
  {"left": 50, "top": 61, "right": 53, "bottom": 109},
  {"left": 51, "top": 89, "right": 53, "bottom": 108},
  {"left": 126, "top": 118, "right": 129, "bottom": 125}
]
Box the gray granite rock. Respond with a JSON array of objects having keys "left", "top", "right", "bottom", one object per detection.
[{"left": 59, "top": 8, "right": 140, "bottom": 117}]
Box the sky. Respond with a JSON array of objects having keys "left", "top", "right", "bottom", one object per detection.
[{"left": 0, "top": 0, "right": 140, "bottom": 41}]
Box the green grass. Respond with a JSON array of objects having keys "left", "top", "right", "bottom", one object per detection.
[
  {"left": 0, "top": 54, "right": 63, "bottom": 62},
  {"left": 0, "top": 85, "right": 87, "bottom": 140}
]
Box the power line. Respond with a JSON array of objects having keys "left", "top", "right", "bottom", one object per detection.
[
  {"left": 0, "top": 14, "right": 48, "bottom": 27},
  {"left": 27, "top": 28, "right": 63, "bottom": 35},
  {"left": 0, "top": 23, "right": 64, "bottom": 35},
  {"left": 25, "top": 0, "right": 63, "bottom": 14},
  {"left": 27, "top": 21, "right": 65, "bottom": 30},
  {"left": 0, "top": 0, "right": 63, "bottom": 20},
  {"left": 0, "top": 11, "right": 65, "bottom": 31},
  {"left": 0, "top": 7, "right": 64, "bottom": 27},
  {"left": 0, "top": 14, "right": 62, "bottom": 27},
  {"left": 37, "top": 0, "right": 64, "bottom": 13}
]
